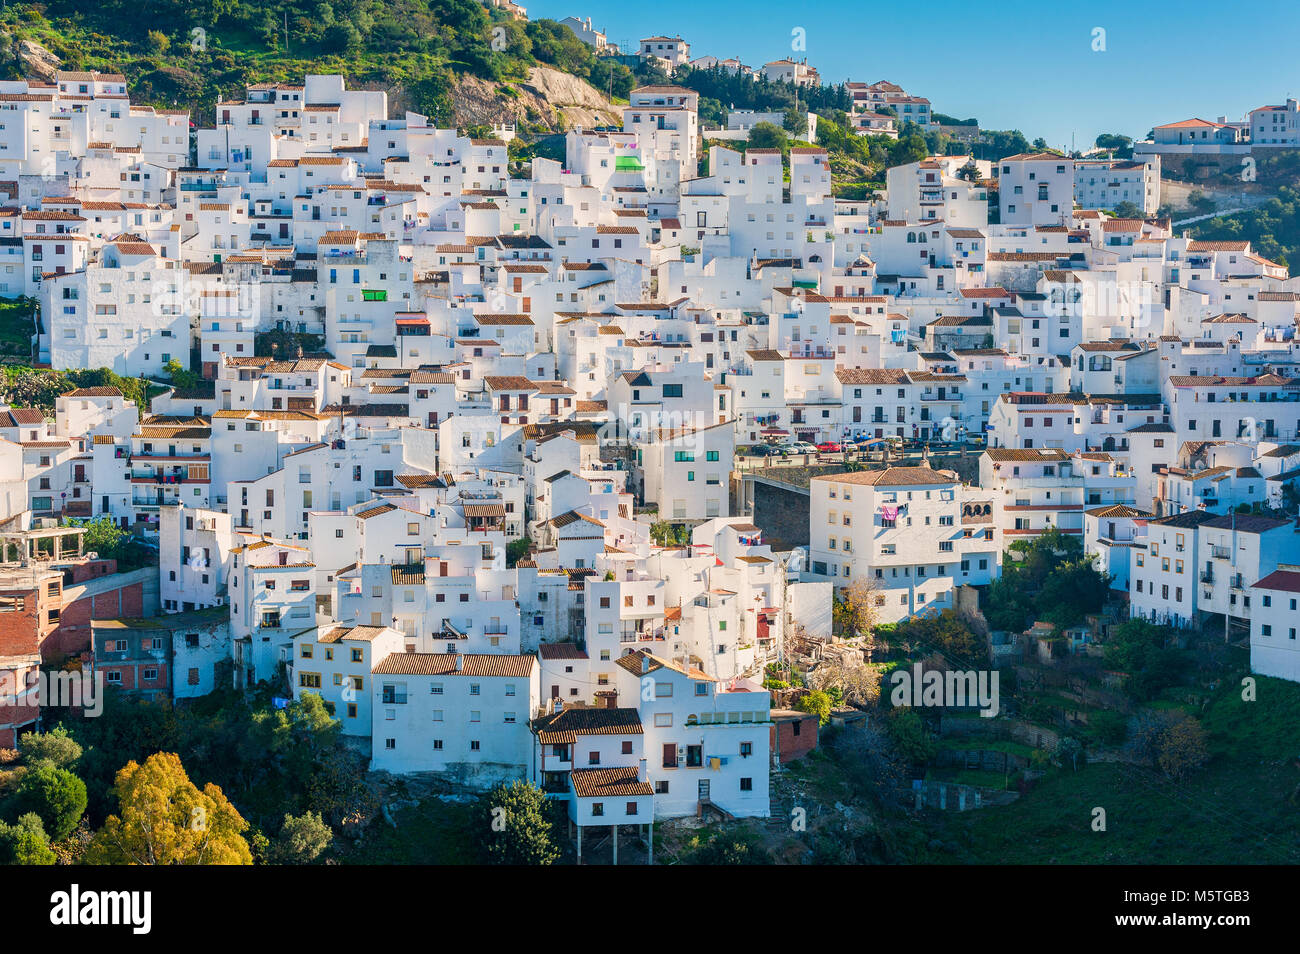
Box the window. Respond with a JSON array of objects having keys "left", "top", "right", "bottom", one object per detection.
[{"left": 740, "top": 777, "right": 753, "bottom": 791}]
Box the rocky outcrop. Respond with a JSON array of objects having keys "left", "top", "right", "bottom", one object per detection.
[
  {"left": 451, "top": 65, "right": 619, "bottom": 132},
  {"left": 17, "top": 38, "right": 60, "bottom": 82}
]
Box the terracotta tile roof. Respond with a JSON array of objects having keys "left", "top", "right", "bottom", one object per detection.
[
  {"left": 569, "top": 766, "right": 654, "bottom": 799},
  {"left": 318, "top": 625, "right": 390, "bottom": 644},
  {"left": 614, "top": 649, "right": 715, "bottom": 681},
  {"left": 1253, "top": 569, "right": 1300, "bottom": 593},
  {"left": 371, "top": 653, "right": 536, "bottom": 677},
  {"left": 1086, "top": 504, "right": 1153, "bottom": 519},
  {"left": 534, "top": 707, "right": 642, "bottom": 744},
  {"left": 810, "top": 466, "right": 957, "bottom": 486},
  {"left": 538, "top": 642, "right": 588, "bottom": 661}
]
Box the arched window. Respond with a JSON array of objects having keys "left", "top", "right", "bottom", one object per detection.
[{"left": 907, "top": 232, "right": 916, "bottom": 243}]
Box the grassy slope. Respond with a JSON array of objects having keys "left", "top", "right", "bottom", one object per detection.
[
  {"left": 918, "top": 675, "right": 1300, "bottom": 864},
  {"left": 339, "top": 798, "right": 476, "bottom": 865}
]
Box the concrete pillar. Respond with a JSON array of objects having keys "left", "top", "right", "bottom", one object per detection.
[
  {"left": 958, "top": 788, "right": 967, "bottom": 811},
  {"left": 939, "top": 784, "right": 947, "bottom": 810},
  {"left": 915, "top": 788, "right": 923, "bottom": 811},
  {"left": 576, "top": 823, "right": 582, "bottom": 865},
  {"left": 648, "top": 820, "right": 654, "bottom": 866},
  {"left": 611, "top": 824, "right": 618, "bottom": 866}
]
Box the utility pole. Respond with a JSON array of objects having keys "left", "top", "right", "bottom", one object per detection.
[{"left": 284, "top": 11, "right": 289, "bottom": 54}]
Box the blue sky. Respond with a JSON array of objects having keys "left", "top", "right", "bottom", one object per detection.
[{"left": 528, "top": 0, "right": 1300, "bottom": 148}]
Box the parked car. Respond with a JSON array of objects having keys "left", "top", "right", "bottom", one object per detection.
[
  {"left": 816, "top": 441, "right": 842, "bottom": 453},
  {"left": 746, "top": 444, "right": 775, "bottom": 457},
  {"left": 788, "top": 441, "right": 819, "bottom": 455}
]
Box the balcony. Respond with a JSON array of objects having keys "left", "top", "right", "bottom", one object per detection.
[{"left": 1200, "top": 571, "right": 1214, "bottom": 584}]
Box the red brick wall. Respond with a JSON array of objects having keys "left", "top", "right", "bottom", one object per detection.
[
  {"left": 99, "top": 661, "right": 170, "bottom": 696},
  {"left": 0, "top": 587, "right": 40, "bottom": 657},
  {"left": 0, "top": 662, "right": 41, "bottom": 749},
  {"left": 42, "top": 581, "right": 144, "bottom": 662},
  {"left": 771, "top": 714, "right": 818, "bottom": 763},
  {"left": 65, "top": 559, "right": 119, "bottom": 584}
]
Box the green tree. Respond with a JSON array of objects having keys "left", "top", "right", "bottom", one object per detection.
[
  {"left": 1104, "top": 617, "right": 1169, "bottom": 671},
  {"left": 887, "top": 132, "right": 928, "bottom": 167},
  {"left": 795, "top": 689, "right": 833, "bottom": 726},
  {"left": 83, "top": 752, "right": 253, "bottom": 865},
  {"left": 268, "top": 811, "right": 333, "bottom": 864},
  {"left": 688, "top": 831, "right": 772, "bottom": 864},
  {"left": 884, "top": 707, "right": 935, "bottom": 765},
  {"left": 17, "top": 726, "right": 82, "bottom": 769},
  {"left": 1113, "top": 200, "right": 1143, "bottom": 219},
  {"left": 1095, "top": 133, "right": 1133, "bottom": 158},
  {"left": 506, "top": 536, "right": 532, "bottom": 567},
  {"left": 163, "top": 358, "right": 198, "bottom": 390},
  {"left": 782, "top": 107, "right": 808, "bottom": 139},
  {"left": 1037, "top": 557, "right": 1111, "bottom": 629},
  {"left": 474, "top": 780, "right": 560, "bottom": 865},
  {"left": 0, "top": 813, "right": 56, "bottom": 865},
  {"left": 15, "top": 765, "right": 87, "bottom": 842},
  {"left": 71, "top": 515, "right": 129, "bottom": 561},
  {"left": 746, "top": 121, "right": 788, "bottom": 153},
  {"left": 1087, "top": 710, "right": 1128, "bottom": 746}
]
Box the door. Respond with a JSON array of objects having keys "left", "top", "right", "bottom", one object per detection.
[
  {"left": 662, "top": 743, "right": 676, "bottom": 768},
  {"left": 550, "top": 685, "right": 559, "bottom": 699},
  {"left": 698, "top": 780, "right": 710, "bottom": 801}
]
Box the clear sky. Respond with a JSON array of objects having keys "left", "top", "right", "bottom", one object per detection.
[{"left": 528, "top": 0, "right": 1300, "bottom": 148}]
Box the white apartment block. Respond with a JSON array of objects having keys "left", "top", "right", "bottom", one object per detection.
[{"left": 808, "top": 466, "right": 998, "bottom": 622}]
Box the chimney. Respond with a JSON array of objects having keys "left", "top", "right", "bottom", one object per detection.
[
  {"left": 640, "top": 654, "right": 650, "bottom": 674},
  {"left": 455, "top": 654, "right": 463, "bottom": 672},
  {"left": 638, "top": 758, "right": 647, "bottom": 782}
]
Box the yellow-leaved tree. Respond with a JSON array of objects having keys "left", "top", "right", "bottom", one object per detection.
[{"left": 83, "top": 752, "right": 253, "bottom": 865}]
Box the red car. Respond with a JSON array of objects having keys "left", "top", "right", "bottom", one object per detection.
[{"left": 816, "top": 441, "right": 842, "bottom": 453}]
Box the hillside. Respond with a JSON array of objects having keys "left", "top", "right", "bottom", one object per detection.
[
  {"left": 0, "top": 1, "right": 628, "bottom": 134},
  {"left": 1189, "top": 186, "right": 1300, "bottom": 268}
]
